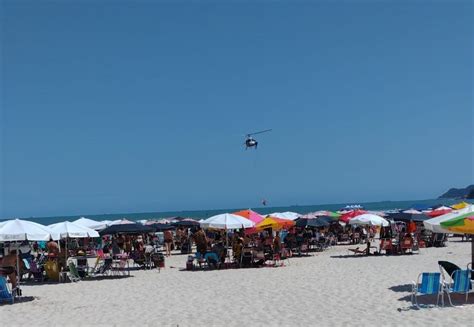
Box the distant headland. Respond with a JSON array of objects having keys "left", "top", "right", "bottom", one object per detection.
[{"left": 439, "top": 184, "right": 474, "bottom": 199}]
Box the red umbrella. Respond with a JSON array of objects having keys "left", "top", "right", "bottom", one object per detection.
[
  {"left": 340, "top": 210, "right": 367, "bottom": 223},
  {"left": 427, "top": 209, "right": 452, "bottom": 218}
]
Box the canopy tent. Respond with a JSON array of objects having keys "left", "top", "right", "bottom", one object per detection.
[
  {"left": 48, "top": 221, "right": 100, "bottom": 238},
  {"left": 233, "top": 209, "right": 264, "bottom": 224},
  {"left": 73, "top": 217, "right": 109, "bottom": 231},
  {"left": 200, "top": 213, "right": 254, "bottom": 230},
  {"left": 348, "top": 214, "right": 389, "bottom": 227},
  {"left": 0, "top": 219, "right": 59, "bottom": 242},
  {"left": 268, "top": 212, "right": 300, "bottom": 220},
  {"left": 423, "top": 205, "right": 474, "bottom": 234},
  {"left": 387, "top": 212, "right": 430, "bottom": 223},
  {"left": 99, "top": 223, "right": 155, "bottom": 235}
]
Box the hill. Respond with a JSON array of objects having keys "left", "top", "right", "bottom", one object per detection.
[{"left": 439, "top": 184, "right": 474, "bottom": 199}]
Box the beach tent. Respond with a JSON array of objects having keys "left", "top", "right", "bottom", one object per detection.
[
  {"left": 73, "top": 217, "right": 109, "bottom": 231},
  {"left": 147, "top": 223, "right": 175, "bottom": 231},
  {"left": 268, "top": 212, "right": 300, "bottom": 220},
  {"left": 0, "top": 219, "right": 59, "bottom": 242},
  {"left": 200, "top": 213, "right": 254, "bottom": 230},
  {"left": 348, "top": 214, "right": 389, "bottom": 227},
  {"left": 48, "top": 221, "right": 100, "bottom": 238},
  {"left": 423, "top": 205, "right": 473, "bottom": 234}
]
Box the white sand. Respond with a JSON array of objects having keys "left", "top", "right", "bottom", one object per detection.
[{"left": 1, "top": 240, "right": 473, "bottom": 326}]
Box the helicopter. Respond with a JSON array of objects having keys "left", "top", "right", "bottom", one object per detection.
[{"left": 244, "top": 129, "right": 272, "bottom": 149}]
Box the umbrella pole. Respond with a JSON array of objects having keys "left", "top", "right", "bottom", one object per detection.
[
  {"left": 16, "top": 241, "right": 20, "bottom": 297},
  {"left": 471, "top": 237, "right": 473, "bottom": 267}
]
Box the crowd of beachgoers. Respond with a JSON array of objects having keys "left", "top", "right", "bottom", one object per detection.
[{"left": 0, "top": 201, "right": 473, "bottom": 325}]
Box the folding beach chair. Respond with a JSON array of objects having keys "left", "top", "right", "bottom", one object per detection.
[
  {"left": 444, "top": 269, "right": 472, "bottom": 306},
  {"left": 411, "top": 272, "right": 443, "bottom": 307},
  {"left": 0, "top": 276, "right": 15, "bottom": 304},
  {"left": 67, "top": 261, "right": 81, "bottom": 282}
]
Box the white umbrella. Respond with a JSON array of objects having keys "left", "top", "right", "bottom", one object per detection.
[
  {"left": 349, "top": 214, "right": 389, "bottom": 227},
  {"left": 73, "top": 217, "right": 109, "bottom": 231},
  {"left": 269, "top": 212, "right": 300, "bottom": 220},
  {"left": 49, "top": 221, "right": 100, "bottom": 238},
  {"left": 423, "top": 205, "right": 473, "bottom": 233},
  {"left": 0, "top": 219, "right": 59, "bottom": 241},
  {"left": 403, "top": 209, "right": 422, "bottom": 214},
  {"left": 200, "top": 213, "right": 254, "bottom": 230}
]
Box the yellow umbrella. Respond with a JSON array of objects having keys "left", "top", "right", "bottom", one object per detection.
[
  {"left": 451, "top": 201, "right": 470, "bottom": 210},
  {"left": 255, "top": 217, "right": 295, "bottom": 231}
]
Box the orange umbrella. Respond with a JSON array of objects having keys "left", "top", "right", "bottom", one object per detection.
[{"left": 255, "top": 217, "right": 295, "bottom": 231}]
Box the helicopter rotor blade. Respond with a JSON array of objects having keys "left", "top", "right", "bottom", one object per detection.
[{"left": 248, "top": 129, "right": 272, "bottom": 136}]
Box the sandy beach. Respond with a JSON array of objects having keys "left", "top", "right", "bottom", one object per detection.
[{"left": 1, "top": 239, "right": 473, "bottom": 326}]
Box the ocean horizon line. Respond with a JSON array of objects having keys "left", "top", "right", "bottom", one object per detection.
[{"left": 2, "top": 197, "right": 465, "bottom": 223}]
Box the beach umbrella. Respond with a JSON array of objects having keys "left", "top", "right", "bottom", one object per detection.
[
  {"left": 48, "top": 221, "right": 100, "bottom": 238},
  {"left": 200, "top": 213, "right": 254, "bottom": 230},
  {"left": 99, "top": 223, "right": 155, "bottom": 235},
  {"left": 110, "top": 219, "right": 136, "bottom": 225},
  {"left": 451, "top": 201, "right": 470, "bottom": 210},
  {"left": 440, "top": 214, "right": 474, "bottom": 234},
  {"left": 295, "top": 217, "right": 330, "bottom": 228},
  {"left": 148, "top": 223, "right": 175, "bottom": 231},
  {"left": 233, "top": 209, "right": 264, "bottom": 224},
  {"left": 255, "top": 217, "right": 295, "bottom": 231},
  {"left": 171, "top": 219, "right": 200, "bottom": 228},
  {"left": 308, "top": 210, "right": 341, "bottom": 218},
  {"left": 73, "top": 217, "right": 109, "bottom": 231},
  {"left": 388, "top": 212, "right": 430, "bottom": 223},
  {"left": 440, "top": 211, "right": 474, "bottom": 269},
  {"left": 423, "top": 205, "right": 473, "bottom": 234},
  {"left": 268, "top": 212, "right": 300, "bottom": 220},
  {"left": 348, "top": 214, "right": 389, "bottom": 227},
  {"left": 340, "top": 210, "right": 367, "bottom": 223},
  {"left": 0, "top": 219, "right": 59, "bottom": 242},
  {"left": 402, "top": 209, "right": 423, "bottom": 214},
  {"left": 427, "top": 209, "right": 452, "bottom": 218}
]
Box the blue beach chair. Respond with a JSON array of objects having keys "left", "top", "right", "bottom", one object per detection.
[
  {"left": 0, "top": 276, "right": 14, "bottom": 304},
  {"left": 444, "top": 269, "right": 472, "bottom": 306},
  {"left": 411, "top": 272, "right": 443, "bottom": 307}
]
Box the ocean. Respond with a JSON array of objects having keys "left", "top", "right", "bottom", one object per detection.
[{"left": 2, "top": 198, "right": 471, "bottom": 226}]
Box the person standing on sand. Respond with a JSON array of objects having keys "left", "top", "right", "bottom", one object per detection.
[{"left": 164, "top": 230, "right": 173, "bottom": 257}]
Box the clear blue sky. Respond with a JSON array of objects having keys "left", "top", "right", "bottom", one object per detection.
[{"left": 1, "top": 1, "right": 473, "bottom": 218}]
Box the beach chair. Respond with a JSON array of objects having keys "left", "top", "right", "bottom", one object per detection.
[
  {"left": 0, "top": 276, "right": 15, "bottom": 304},
  {"left": 76, "top": 257, "right": 89, "bottom": 278},
  {"left": 411, "top": 272, "right": 443, "bottom": 307},
  {"left": 29, "top": 260, "right": 45, "bottom": 282},
  {"left": 444, "top": 269, "right": 472, "bottom": 306},
  {"left": 432, "top": 233, "right": 446, "bottom": 247},
  {"left": 67, "top": 261, "right": 81, "bottom": 282}
]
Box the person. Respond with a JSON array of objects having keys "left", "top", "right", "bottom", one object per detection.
[
  {"left": 164, "top": 230, "right": 173, "bottom": 257},
  {"left": 273, "top": 232, "right": 281, "bottom": 254},
  {"left": 193, "top": 228, "right": 208, "bottom": 256},
  {"left": 47, "top": 240, "right": 59, "bottom": 258},
  {"left": 408, "top": 220, "right": 417, "bottom": 234}
]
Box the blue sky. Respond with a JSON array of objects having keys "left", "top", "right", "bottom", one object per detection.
[{"left": 1, "top": 1, "right": 473, "bottom": 218}]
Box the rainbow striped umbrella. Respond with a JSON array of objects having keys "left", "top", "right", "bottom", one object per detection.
[{"left": 440, "top": 213, "right": 474, "bottom": 234}]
